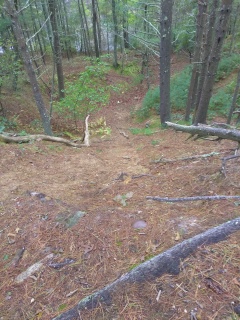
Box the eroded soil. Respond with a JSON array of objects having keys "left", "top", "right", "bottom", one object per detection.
[{"left": 0, "top": 55, "right": 239, "bottom": 320}]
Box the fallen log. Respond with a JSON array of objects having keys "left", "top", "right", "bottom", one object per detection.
[
  {"left": 0, "top": 133, "right": 88, "bottom": 148},
  {"left": 166, "top": 122, "right": 240, "bottom": 143},
  {"left": 52, "top": 217, "right": 240, "bottom": 320},
  {"left": 0, "top": 115, "right": 90, "bottom": 148}
]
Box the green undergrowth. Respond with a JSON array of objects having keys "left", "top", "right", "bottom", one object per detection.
[
  {"left": 54, "top": 59, "right": 120, "bottom": 129},
  {"left": 129, "top": 118, "right": 161, "bottom": 135},
  {"left": 138, "top": 53, "right": 240, "bottom": 121}
]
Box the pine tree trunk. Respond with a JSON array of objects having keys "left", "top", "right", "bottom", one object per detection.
[
  {"left": 185, "top": 1, "right": 208, "bottom": 121},
  {"left": 92, "top": 0, "right": 100, "bottom": 58},
  {"left": 5, "top": 0, "right": 53, "bottom": 136},
  {"left": 227, "top": 68, "right": 240, "bottom": 124},
  {"left": 194, "top": 0, "right": 233, "bottom": 125},
  {"left": 159, "top": 0, "right": 173, "bottom": 124},
  {"left": 112, "top": 0, "right": 119, "bottom": 68},
  {"left": 48, "top": 0, "right": 65, "bottom": 99}
]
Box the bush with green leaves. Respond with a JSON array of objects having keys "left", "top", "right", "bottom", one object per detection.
[
  {"left": 209, "top": 80, "right": 240, "bottom": 117},
  {"left": 139, "top": 53, "right": 240, "bottom": 120},
  {"left": 54, "top": 60, "right": 117, "bottom": 128},
  {"left": 137, "top": 66, "right": 191, "bottom": 119},
  {"left": 215, "top": 54, "right": 240, "bottom": 81}
]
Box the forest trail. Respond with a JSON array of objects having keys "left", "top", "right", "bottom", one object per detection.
[{"left": 0, "top": 55, "right": 239, "bottom": 319}]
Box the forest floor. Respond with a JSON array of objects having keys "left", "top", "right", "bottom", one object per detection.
[{"left": 0, "top": 54, "right": 240, "bottom": 320}]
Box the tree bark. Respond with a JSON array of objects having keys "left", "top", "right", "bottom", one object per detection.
[
  {"left": 4, "top": 0, "right": 53, "bottom": 136},
  {"left": 227, "top": 68, "right": 240, "bottom": 124},
  {"left": 159, "top": 0, "right": 173, "bottom": 125},
  {"left": 92, "top": 0, "right": 100, "bottom": 58},
  {"left": 112, "top": 0, "right": 119, "bottom": 68},
  {"left": 194, "top": 0, "right": 233, "bottom": 125},
  {"left": 185, "top": 0, "right": 208, "bottom": 121},
  {"left": 166, "top": 121, "right": 240, "bottom": 143},
  {"left": 52, "top": 217, "right": 240, "bottom": 320},
  {"left": 48, "top": 0, "right": 65, "bottom": 99}
]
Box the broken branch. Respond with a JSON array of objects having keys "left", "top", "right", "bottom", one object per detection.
[
  {"left": 146, "top": 195, "right": 240, "bottom": 202},
  {"left": 166, "top": 122, "right": 240, "bottom": 143},
  {"left": 52, "top": 217, "right": 240, "bottom": 320}
]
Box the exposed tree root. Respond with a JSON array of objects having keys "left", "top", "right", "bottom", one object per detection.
[
  {"left": 52, "top": 217, "right": 240, "bottom": 320},
  {"left": 146, "top": 195, "right": 240, "bottom": 202}
]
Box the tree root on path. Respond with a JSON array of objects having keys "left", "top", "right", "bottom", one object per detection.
[{"left": 52, "top": 217, "right": 240, "bottom": 320}]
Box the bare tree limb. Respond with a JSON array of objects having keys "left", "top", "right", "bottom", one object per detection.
[
  {"left": 52, "top": 218, "right": 240, "bottom": 320},
  {"left": 0, "top": 115, "right": 90, "bottom": 148},
  {"left": 221, "top": 155, "right": 240, "bottom": 176},
  {"left": 146, "top": 195, "right": 240, "bottom": 202},
  {"left": 166, "top": 122, "right": 240, "bottom": 143},
  {"left": 0, "top": 134, "right": 88, "bottom": 148},
  {"left": 152, "top": 151, "right": 221, "bottom": 163}
]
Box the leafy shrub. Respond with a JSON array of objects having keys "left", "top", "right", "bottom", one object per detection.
[
  {"left": 137, "top": 87, "right": 160, "bottom": 119},
  {"left": 209, "top": 80, "right": 239, "bottom": 117},
  {"left": 209, "top": 89, "right": 232, "bottom": 116},
  {"left": 215, "top": 54, "right": 240, "bottom": 81},
  {"left": 170, "top": 67, "right": 191, "bottom": 110},
  {"left": 139, "top": 53, "right": 240, "bottom": 120},
  {"left": 54, "top": 60, "right": 117, "bottom": 128},
  {"left": 137, "top": 66, "right": 191, "bottom": 119},
  {"left": 0, "top": 116, "right": 17, "bottom": 131}
]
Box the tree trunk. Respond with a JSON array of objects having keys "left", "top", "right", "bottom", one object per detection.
[
  {"left": 48, "top": 0, "right": 65, "bottom": 99},
  {"left": 111, "top": 0, "right": 119, "bottom": 68},
  {"left": 4, "top": 0, "right": 53, "bottom": 136},
  {"left": 185, "top": 0, "right": 208, "bottom": 121},
  {"left": 194, "top": 0, "right": 233, "bottom": 125},
  {"left": 159, "top": 0, "right": 173, "bottom": 125},
  {"left": 92, "top": 0, "right": 100, "bottom": 58},
  {"left": 227, "top": 68, "right": 240, "bottom": 124}
]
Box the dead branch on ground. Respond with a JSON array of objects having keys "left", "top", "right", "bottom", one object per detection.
[
  {"left": 52, "top": 218, "right": 240, "bottom": 320},
  {"left": 221, "top": 155, "right": 240, "bottom": 176},
  {"left": 0, "top": 133, "right": 88, "bottom": 147},
  {"left": 0, "top": 115, "right": 90, "bottom": 148},
  {"left": 146, "top": 195, "right": 240, "bottom": 202},
  {"left": 166, "top": 122, "right": 240, "bottom": 143},
  {"left": 152, "top": 151, "right": 222, "bottom": 163}
]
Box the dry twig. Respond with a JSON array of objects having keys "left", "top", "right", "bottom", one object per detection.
[{"left": 146, "top": 195, "right": 240, "bottom": 202}]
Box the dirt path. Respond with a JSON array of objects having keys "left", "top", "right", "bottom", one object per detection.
[{"left": 0, "top": 59, "right": 240, "bottom": 320}]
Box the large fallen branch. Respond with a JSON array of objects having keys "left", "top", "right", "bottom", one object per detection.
[
  {"left": 0, "top": 115, "right": 90, "bottom": 148},
  {"left": 0, "top": 133, "right": 88, "bottom": 148},
  {"left": 52, "top": 217, "right": 240, "bottom": 320},
  {"left": 146, "top": 195, "right": 240, "bottom": 202},
  {"left": 166, "top": 122, "right": 240, "bottom": 143}
]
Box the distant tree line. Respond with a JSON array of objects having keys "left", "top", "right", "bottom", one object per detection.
[{"left": 0, "top": 0, "right": 239, "bottom": 134}]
